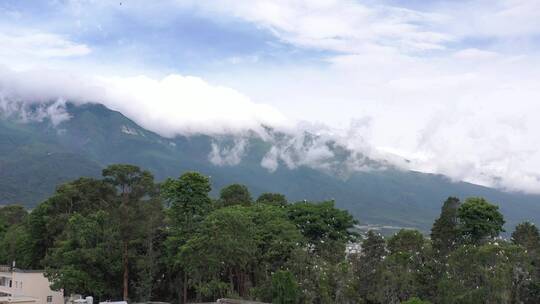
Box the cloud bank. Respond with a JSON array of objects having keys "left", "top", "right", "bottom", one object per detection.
[
  {"left": 1, "top": 0, "right": 540, "bottom": 194},
  {"left": 0, "top": 67, "right": 289, "bottom": 137}
]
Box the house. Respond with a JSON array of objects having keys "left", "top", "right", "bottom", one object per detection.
[{"left": 0, "top": 265, "right": 63, "bottom": 304}]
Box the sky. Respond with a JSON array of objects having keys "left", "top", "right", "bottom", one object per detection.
[{"left": 1, "top": 0, "right": 540, "bottom": 193}]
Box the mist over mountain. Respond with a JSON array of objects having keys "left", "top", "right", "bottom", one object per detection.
[{"left": 1, "top": 101, "right": 538, "bottom": 231}]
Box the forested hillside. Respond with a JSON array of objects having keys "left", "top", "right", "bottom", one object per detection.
[
  {"left": 1, "top": 166, "right": 539, "bottom": 303},
  {"left": 1, "top": 103, "right": 539, "bottom": 231}
]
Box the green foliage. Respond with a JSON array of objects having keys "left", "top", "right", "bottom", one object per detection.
[
  {"left": 0, "top": 204, "right": 28, "bottom": 226},
  {"left": 102, "top": 164, "right": 155, "bottom": 200},
  {"left": 271, "top": 270, "right": 299, "bottom": 304},
  {"left": 219, "top": 183, "right": 253, "bottom": 207},
  {"left": 102, "top": 164, "right": 157, "bottom": 301},
  {"left": 351, "top": 230, "right": 386, "bottom": 302},
  {"left": 401, "top": 297, "right": 431, "bottom": 304},
  {"left": 257, "top": 192, "right": 288, "bottom": 206},
  {"left": 512, "top": 222, "right": 540, "bottom": 254},
  {"left": 0, "top": 223, "right": 33, "bottom": 268},
  {"left": 2, "top": 159, "right": 538, "bottom": 304},
  {"left": 44, "top": 211, "right": 123, "bottom": 299},
  {"left": 438, "top": 242, "right": 531, "bottom": 304},
  {"left": 375, "top": 230, "right": 426, "bottom": 304},
  {"left": 163, "top": 172, "right": 212, "bottom": 237},
  {"left": 162, "top": 171, "right": 213, "bottom": 303},
  {"left": 458, "top": 197, "right": 505, "bottom": 244},
  {"left": 387, "top": 230, "right": 425, "bottom": 255},
  {"left": 180, "top": 206, "right": 258, "bottom": 300},
  {"left": 23, "top": 177, "right": 115, "bottom": 268},
  {"left": 431, "top": 197, "right": 460, "bottom": 256},
  {"left": 287, "top": 200, "right": 357, "bottom": 255}
]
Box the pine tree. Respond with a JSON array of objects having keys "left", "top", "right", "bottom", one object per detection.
[
  {"left": 512, "top": 222, "right": 540, "bottom": 255},
  {"left": 430, "top": 197, "right": 460, "bottom": 257},
  {"left": 353, "top": 230, "right": 386, "bottom": 302}
]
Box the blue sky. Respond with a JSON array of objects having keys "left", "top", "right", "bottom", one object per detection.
[
  {"left": 1, "top": 0, "right": 540, "bottom": 193},
  {"left": 0, "top": 0, "right": 334, "bottom": 72}
]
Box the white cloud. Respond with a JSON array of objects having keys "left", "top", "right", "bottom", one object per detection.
[
  {"left": 2, "top": 0, "right": 540, "bottom": 194},
  {"left": 441, "top": 0, "right": 540, "bottom": 39},
  {"left": 0, "top": 30, "right": 90, "bottom": 70},
  {"left": 0, "top": 97, "right": 71, "bottom": 126},
  {"left": 193, "top": 0, "right": 540, "bottom": 57},
  {"left": 98, "top": 74, "right": 289, "bottom": 137},
  {"left": 209, "top": 138, "right": 249, "bottom": 166},
  {"left": 194, "top": 0, "right": 451, "bottom": 53},
  {"left": 0, "top": 66, "right": 289, "bottom": 137},
  {"left": 193, "top": 0, "right": 540, "bottom": 193}
]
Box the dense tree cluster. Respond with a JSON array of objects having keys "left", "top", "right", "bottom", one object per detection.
[{"left": 0, "top": 164, "right": 539, "bottom": 304}]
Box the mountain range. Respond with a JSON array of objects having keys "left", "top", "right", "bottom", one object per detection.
[{"left": 1, "top": 102, "right": 539, "bottom": 232}]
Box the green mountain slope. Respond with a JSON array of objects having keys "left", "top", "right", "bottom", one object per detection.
[{"left": 0, "top": 102, "right": 538, "bottom": 231}]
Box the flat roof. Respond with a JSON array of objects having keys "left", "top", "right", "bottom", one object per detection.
[
  {"left": 0, "top": 296, "right": 38, "bottom": 303},
  {"left": 0, "top": 267, "right": 44, "bottom": 274}
]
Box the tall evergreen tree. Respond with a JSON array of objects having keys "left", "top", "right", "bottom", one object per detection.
[
  {"left": 431, "top": 197, "right": 460, "bottom": 257},
  {"left": 352, "top": 230, "right": 386, "bottom": 302},
  {"left": 375, "top": 230, "right": 425, "bottom": 303},
  {"left": 512, "top": 222, "right": 540, "bottom": 255},
  {"left": 511, "top": 221, "right": 540, "bottom": 298}
]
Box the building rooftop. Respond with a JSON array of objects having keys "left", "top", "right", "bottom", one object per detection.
[{"left": 0, "top": 266, "right": 43, "bottom": 274}]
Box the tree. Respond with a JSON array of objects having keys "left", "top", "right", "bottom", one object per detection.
[
  {"left": 250, "top": 205, "right": 303, "bottom": 301},
  {"left": 131, "top": 197, "right": 165, "bottom": 302},
  {"left": 402, "top": 297, "right": 431, "bottom": 304},
  {"left": 272, "top": 270, "right": 299, "bottom": 304},
  {"left": 44, "top": 211, "right": 123, "bottom": 300},
  {"left": 286, "top": 201, "right": 357, "bottom": 255},
  {"left": 162, "top": 172, "right": 213, "bottom": 304},
  {"left": 431, "top": 197, "right": 460, "bottom": 257},
  {"left": 511, "top": 221, "right": 540, "bottom": 301},
  {"left": 387, "top": 230, "right": 424, "bottom": 255},
  {"left": 251, "top": 204, "right": 303, "bottom": 270},
  {"left": 0, "top": 217, "right": 6, "bottom": 241},
  {"left": 512, "top": 222, "right": 540, "bottom": 255},
  {"left": 374, "top": 230, "right": 426, "bottom": 303},
  {"left": 458, "top": 197, "right": 505, "bottom": 244},
  {"left": 102, "top": 164, "right": 156, "bottom": 301},
  {"left": 179, "top": 206, "right": 258, "bottom": 300},
  {"left": 0, "top": 205, "right": 28, "bottom": 262},
  {"left": 0, "top": 204, "right": 28, "bottom": 227},
  {"left": 219, "top": 184, "right": 252, "bottom": 206},
  {"left": 0, "top": 223, "right": 33, "bottom": 268},
  {"left": 24, "top": 177, "right": 115, "bottom": 268},
  {"left": 163, "top": 172, "right": 213, "bottom": 233},
  {"left": 351, "top": 230, "right": 386, "bottom": 302},
  {"left": 438, "top": 242, "right": 531, "bottom": 304},
  {"left": 257, "top": 193, "right": 288, "bottom": 207}
]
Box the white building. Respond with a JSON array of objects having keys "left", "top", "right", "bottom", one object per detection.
[{"left": 0, "top": 266, "right": 63, "bottom": 304}]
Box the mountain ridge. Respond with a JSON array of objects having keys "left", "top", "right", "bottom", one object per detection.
[{"left": 1, "top": 101, "right": 539, "bottom": 231}]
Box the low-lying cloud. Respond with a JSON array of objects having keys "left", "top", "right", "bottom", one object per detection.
[
  {"left": 1, "top": 64, "right": 540, "bottom": 195},
  {"left": 0, "top": 67, "right": 289, "bottom": 137},
  {"left": 2, "top": 0, "right": 540, "bottom": 195}
]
